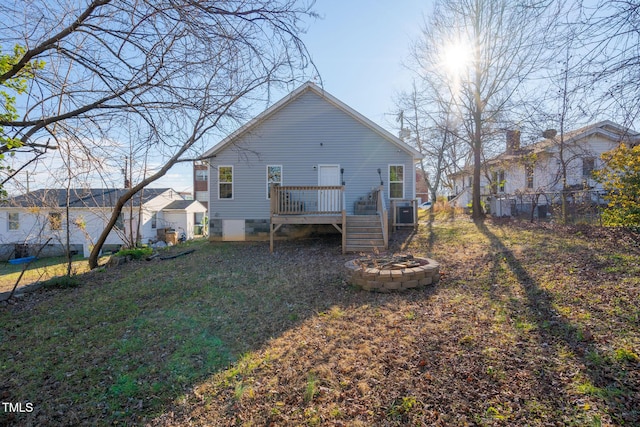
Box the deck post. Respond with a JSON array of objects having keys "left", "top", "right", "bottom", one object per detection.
[
  {"left": 270, "top": 223, "right": 274, "bottom": 253},
  {"left": 341, "top": 187, "right": 346, "bottom": 254}
]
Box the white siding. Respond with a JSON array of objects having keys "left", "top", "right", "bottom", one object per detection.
[{"left": 0, "top": 207, "right": 128, "bottom": 248}]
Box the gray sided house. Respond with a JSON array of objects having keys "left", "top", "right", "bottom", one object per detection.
[{"left": 202, "top": 82, "right": 423, "bottom": 253}]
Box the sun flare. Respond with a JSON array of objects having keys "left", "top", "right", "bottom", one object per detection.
[{"left": 441, "top": 41, "right": 472, "bottom": 74}]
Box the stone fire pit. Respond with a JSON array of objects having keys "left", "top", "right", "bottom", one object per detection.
[{"left": 344, "top": 254, "right": 440, "bottom": 292}]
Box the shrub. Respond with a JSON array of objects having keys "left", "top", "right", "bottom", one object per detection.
[
  {"left": 115, "top": 247, "right": 153, "bottom": 260},
  {"left": 42, "top": 275, "right": 82, "bottom": 289}
]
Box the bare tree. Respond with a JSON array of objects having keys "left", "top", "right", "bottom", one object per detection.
[
  {"left": 396, "top": 81, "right": 468, "bottom": 205},
  {"left": 577, "top": 0, "right": 640, "bottom": 124},
  {"left": 410, "top": 0, "right": 555, "bottom": 220},
  {"left": 0, "top": 0, "right": 316, "bottom": 268}
]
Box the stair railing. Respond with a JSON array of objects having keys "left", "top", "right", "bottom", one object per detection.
[{"left": 375, "top": 185, "right": 389, "bottom": 249}]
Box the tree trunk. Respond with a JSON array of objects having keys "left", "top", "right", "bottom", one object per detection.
[{"left": 471, "top": 108, "right": 485, "bottom": 221}]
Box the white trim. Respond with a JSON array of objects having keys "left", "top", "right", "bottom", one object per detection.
[
  {"left": 195, "top": 168, "right": 208, "bottom": 181},
  {"left": 7, "top": 212, "right": 19, "bottom": 231},
  {"left": 388, "top": 164, "right": 405, "bottom": 199},
  {"left": 218, "top": 165, "right": 234, "bottom": 200}
]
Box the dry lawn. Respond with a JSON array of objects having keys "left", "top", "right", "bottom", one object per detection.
[{"left": 1, "top": 218, "right": 639, "bottom": 426}]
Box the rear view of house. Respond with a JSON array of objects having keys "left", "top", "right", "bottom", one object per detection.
[{"left": 201, "top": 82, "right": 423, "bottom": 252}]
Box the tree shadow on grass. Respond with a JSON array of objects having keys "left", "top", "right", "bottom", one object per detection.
[
  {"left": 0, "top": 236, "right": 442, "bottom": 426},
  {"left": 392, "top": 209, "right": 438, "bottom": 254},
  {"left": 475, "top": 219, "right": 639, "bottom": 425}
]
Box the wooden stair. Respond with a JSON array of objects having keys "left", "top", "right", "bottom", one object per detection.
[{"left": 345, "top": 215, "right": 386, "bottom": 253}]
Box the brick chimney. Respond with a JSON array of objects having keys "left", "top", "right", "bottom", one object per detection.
[{"left": 506, "top": 130, "right": 521, "bottom": 154}]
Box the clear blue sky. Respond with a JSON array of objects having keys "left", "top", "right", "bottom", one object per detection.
[
  {"left": 302, "top": 0, "right": 430, "bottom": 126},
  {"left": 153, "top": 0, "right": 431, "bottom": 192}
]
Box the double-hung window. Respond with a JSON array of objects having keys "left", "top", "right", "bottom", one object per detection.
[
  {"left": 491, "top": 170, "right": 505, "bottom": 193},
  {"left": 219, "top": 166, "right": 233, "bottom": 199},
  {"left": 8, "top": 212, "right": 19, "bottom": 230},
  {"left": 195, "top": 169, "right": 208, "bottom": 181},
  {"left": 267, "top": 165, "right": 282, "bottom": 199},
  {"left": 389, "top": 165, "right": 404, "bottom": 199},
  {"left": 525, "top": 164, "right": 534, "bottom": 189}
]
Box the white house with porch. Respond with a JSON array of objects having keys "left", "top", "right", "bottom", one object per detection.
[{"left": 448, "top": 121, "right": 640, "bottom": 218}]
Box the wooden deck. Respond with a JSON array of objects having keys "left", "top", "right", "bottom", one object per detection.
[
  {"left": 269, "top": 185, "right": 390, "bottom": 254},
  {"left": 269, "top": 185, "right": 346, "bottom": 253}
]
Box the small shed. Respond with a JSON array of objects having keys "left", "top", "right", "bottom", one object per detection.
[{"left": 161, "top": 200, "right": 207, "bottom": 239}]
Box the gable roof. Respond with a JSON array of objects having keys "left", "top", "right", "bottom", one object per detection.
[
  {"left": 162, "top": 200, "right": 206, "bottom": 211},
  {"left": 450, "top": 120, "right": 640, "bottom": 177},
  {"left": 2, "top": 188, "right": 174, "bottom": 209},
  {"left": 201, "top": 82, "right": 423, "bottom": 159},
  {"left": 519, "top": 120, "right": 640, "bottom": 156}
]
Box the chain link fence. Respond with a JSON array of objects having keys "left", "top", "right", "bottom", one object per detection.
[{"left": 485, "top": 189, "right": 608, "bottom": 224}]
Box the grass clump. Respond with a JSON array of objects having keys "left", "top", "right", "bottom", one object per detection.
[
  {"left": 41, "top": 274, "right": 83, "bottom": 289},
  {"left": 115, "top": 246, "right": 153, "bottom": 260},
  {"left": 614, "top": 348, "right": 639, "bottom": 363},
  {"left": 304, "top": 373, "right": 319, "bottom": 403}
]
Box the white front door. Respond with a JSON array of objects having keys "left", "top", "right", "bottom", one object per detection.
[{"left": 318, "top": 164, "right": 341, "bottom": 212}]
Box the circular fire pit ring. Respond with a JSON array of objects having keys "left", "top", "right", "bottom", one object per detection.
[{"left": 344, "top": 255, "right": 440, "bottom": 292}]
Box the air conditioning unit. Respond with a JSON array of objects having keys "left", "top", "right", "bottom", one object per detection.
[{"left": 396, "top": 206, "right": 414, "bottom": 224}]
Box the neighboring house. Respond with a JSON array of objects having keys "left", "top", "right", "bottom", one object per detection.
[
  {"left": 193, "top": 161, "right": 209, "bottom": 212},
  {"left": 0, "top": 188, "right": 206, "bottom": 260},
  {"left": 415, "top": 169, "right": 430, "bottom": 204},
  {"left": 201, "top": 82, "right": 423, "bottom": 252},
  {"left": 448, "top": 121, "right": 640, "bottom": 217},
  {"left": 161, "top": 199, "right": 208, "bottom": 239},
  {"left": 193, "top": 160, "right": 209, "bottom": 233}
]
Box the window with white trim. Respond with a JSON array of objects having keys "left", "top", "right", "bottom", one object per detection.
[
  {"left": 195, "top": 169, "right": 208, "bottom": 181},
  {"left": 8, "top": 212, "right": 19, "bottom": 230},
  {"left": 491, "top": 170, "right": 505, "bottom": 194},
  {"left": 389, "top": 165, "right": 404, "bottom": 199},
  {"left": 525, "top": 164, "right": 534, "bottom": 189},
  {"left": 266, "top": 165, "right": 282, "bottom": 199},
  {"left": 218, "top": 166, "right": 233, "bottom": 199}
]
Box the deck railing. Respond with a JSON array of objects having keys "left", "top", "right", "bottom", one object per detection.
[
  {"left": 270, "top": 185, "right": 345, "bottom": 215},
  {"left": 374, "top": 186, "right": 389, "bottom": 248}
]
